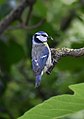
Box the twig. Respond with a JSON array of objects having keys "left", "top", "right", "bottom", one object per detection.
[
  {"left": 25, "top": 5, "right": 33, "bottom": 25},
  {"left": 46, "top": 47, "right": 84, "bottom": 74},
  {"left": 7, "top": 19, "right": 45, "bottom": 30}
]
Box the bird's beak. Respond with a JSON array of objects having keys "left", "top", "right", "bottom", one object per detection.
[{"left": 47, "top": 36, "right": 53, "bottom": 40}]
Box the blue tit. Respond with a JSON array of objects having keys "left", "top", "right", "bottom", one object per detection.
[{"left": 32, "top": 31, "right": 53, "bottom": 87}]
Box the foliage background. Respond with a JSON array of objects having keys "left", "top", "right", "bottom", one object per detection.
[{"left": 0, "top": 0, "right": 84, "bottom": 119}]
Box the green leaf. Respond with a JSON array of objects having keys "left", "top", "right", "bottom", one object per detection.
[{"left": 18, "top": 83, "right": 84, "bottom": 119}]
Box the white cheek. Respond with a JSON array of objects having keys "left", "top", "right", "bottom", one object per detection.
[{"left": 37, "top": 36, "right": 47, "bottom": 42}]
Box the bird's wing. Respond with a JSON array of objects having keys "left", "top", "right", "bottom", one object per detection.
[{"left": 32, "top": 46, "right": 49, "bottom": 75}]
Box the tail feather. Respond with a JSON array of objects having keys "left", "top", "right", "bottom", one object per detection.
[{"left": 35, "top": 75, "right": 41, "bottom": 88}]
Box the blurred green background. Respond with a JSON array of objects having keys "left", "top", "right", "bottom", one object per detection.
[{"left": 0, "top": 0, "right": 84, "bottom": 119}]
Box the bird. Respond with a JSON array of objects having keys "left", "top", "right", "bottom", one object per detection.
[{"left": 32, "top": 31, "right": 53, "bottom": 87}]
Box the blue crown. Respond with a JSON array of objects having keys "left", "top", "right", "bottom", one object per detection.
[
  {"left": 37, "top": 31, "right": 47, "bottom": 34},
  {"left": 35, "top": 31, "right": 48, "bottom": 36}
]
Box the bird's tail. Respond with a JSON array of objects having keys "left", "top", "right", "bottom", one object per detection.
[{"left": 35, "top": 75, "right": 41, "bottom": 88}]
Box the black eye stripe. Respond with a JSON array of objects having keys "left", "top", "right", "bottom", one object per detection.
[
  {"left": 34, "top": 33, "right": 48, "bottom": 38},
  {"left": 34, "top": 34, "right": 43, "bottom": 43},
  {"left": 35, "top": 34, "right": 47, "bottom": 37},
  {"left": 41, "top": 34, "right": 47, "bottom": 37}
]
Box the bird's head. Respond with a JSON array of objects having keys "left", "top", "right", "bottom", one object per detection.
[{"left": 32, "top": 31, "right": 53, "bottom": 45}]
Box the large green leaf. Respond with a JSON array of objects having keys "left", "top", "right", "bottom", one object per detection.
[{"left": 18, "top": 83, "right": 84, "bottom": 119}]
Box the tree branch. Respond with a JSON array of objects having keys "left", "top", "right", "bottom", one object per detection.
[
  {"left": 7, "top": 19, "right": 45, "bottom": 30},
  {"left": 25, "top": 5, "right": 33, "bottom": 25},
  {"left": 46, "top": 47, "right": 84, "bottom": 74},
  {"left": 0, "top": 0, "right": 36, "bottom": 35}
]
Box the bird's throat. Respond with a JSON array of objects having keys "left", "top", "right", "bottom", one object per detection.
[{"left": 43, "top": 42, "right": 48, "bottom": 46}]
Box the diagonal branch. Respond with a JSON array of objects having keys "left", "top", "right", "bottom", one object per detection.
[
  {"left": 0, "top": 0, "right": 36, "bottom": 35},
  {"left": 7, "top": 19, "right": 45, "bottom": 30},
  {"left": 46, "top": 47, "right": 84, "bottom": 74}
]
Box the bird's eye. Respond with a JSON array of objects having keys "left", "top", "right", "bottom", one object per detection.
[{"left": 42, "top": 34, "right": 47, "bottom": 37}]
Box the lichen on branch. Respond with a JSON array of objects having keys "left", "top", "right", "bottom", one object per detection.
[{"left": 46, "top": 47, "right": 84, "bottom": 74}]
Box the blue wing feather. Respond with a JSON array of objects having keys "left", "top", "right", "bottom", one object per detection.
[{"left": 32, "top": 46, "right": 49, "bottom": 75}]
